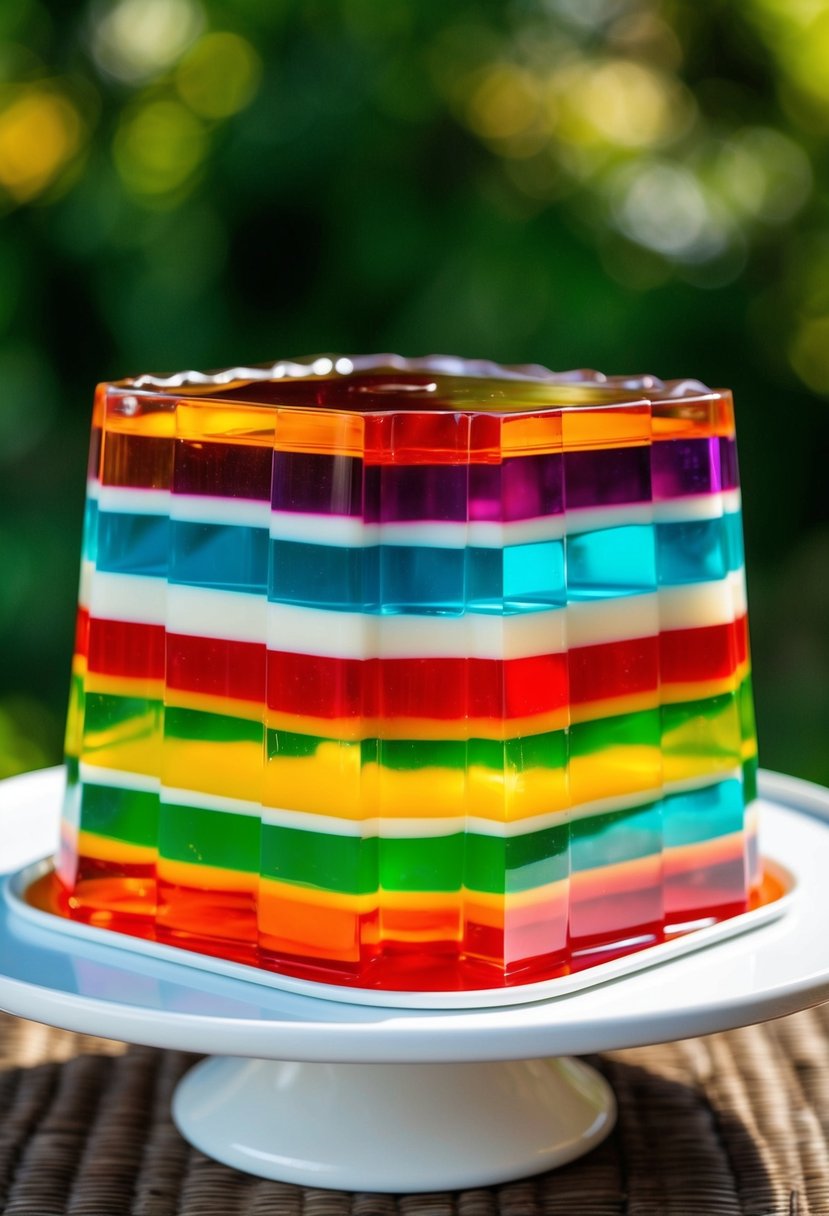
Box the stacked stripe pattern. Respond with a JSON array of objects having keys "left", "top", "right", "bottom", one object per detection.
[{"left": 57, "top": 360, "right": 760, "bottom": 992}]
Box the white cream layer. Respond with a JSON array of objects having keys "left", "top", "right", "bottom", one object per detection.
[{"left": 83, "top": 570, "right": 747, "bottom": 659}]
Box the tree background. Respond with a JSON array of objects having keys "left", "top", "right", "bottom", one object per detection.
[{"left": 2, "top": 0, "right": 828, "bottom": 785}]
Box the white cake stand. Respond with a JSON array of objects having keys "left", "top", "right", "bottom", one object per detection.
[{"left": 1, "top": 767, "right": 828, "bottom": 1193}]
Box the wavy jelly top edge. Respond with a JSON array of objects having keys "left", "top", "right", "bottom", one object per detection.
[{"left": 102, "top": 354, "right": 725, "bottom": 416}]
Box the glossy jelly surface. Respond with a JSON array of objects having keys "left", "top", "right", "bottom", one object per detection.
[{"left": 56, "top": 356, "right": 760, "bottom": 991}]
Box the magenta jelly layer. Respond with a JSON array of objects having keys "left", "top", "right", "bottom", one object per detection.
[{"left": 107, "top": 436, "right": 740, "bottom": 519}]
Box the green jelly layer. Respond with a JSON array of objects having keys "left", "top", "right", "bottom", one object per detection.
[
  {"left": 75, "top": 776, "right": 748, "bottom": 895},
  {"left": 259, "top": 821, "right": 571, "bottom": 894},
  {"left": 159, "top": 802, "right": 260, "bottom": 874},
  {"left": 79, "top": 782, "right": 159, "bottom": 848},
  {"left": 165, "top": 706, "right": 263, "bottom": 745}
]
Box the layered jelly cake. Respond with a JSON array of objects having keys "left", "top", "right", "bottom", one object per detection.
[{"left": 56, "top": 355, "right": 760, "bottom": 991}]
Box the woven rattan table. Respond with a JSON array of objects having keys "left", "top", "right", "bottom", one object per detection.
[{"left": 1, "top": 1007, "right": 828, "bottom": 1216}]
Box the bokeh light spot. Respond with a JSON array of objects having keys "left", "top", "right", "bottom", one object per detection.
[
  {"left": 0, "top": 87, "right": 84, "bottom": 202},
  {"left": 712, "top": 126, "right": 812, "bottom": 224},
  {"left": 736, "top": 128, "right": 812, "bottom": 222},
  {"left": 113, "top": 98, "right": 207, "bottom": 197},
  {"left": 176, "top": 32, "right": 262, "bottom": 119},
  {"left": 550, "top": 0, "right": 623, "bottom": 32},
  {"left": 612, "top": 161, "right": 727, "bottom": 262},
  {"left": 570, "top": 60, "right": 690, "bottom": 149},
  {"left": 785, "top": 10, "right": 829, "bottom": 106},
  {"left": 466, "top": 65, "right": 540, "bottom": 142},
  {"left": 90, "top": 0, "right": 204, "bottom": 84}
]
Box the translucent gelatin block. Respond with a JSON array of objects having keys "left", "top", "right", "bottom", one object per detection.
[{"left": 56, "top": 356, "right": 760, "bottom": 992}]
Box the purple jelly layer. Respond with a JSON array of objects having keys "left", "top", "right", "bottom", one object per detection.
[
  {"left": 269, "top": 438, "right": 738, "bottom": 521},
  {"left": 101, "top": 435, "right": 739, "bottom": 519},
  {"left": 651, "top": 436, "right": 738, "bottom": 503}
]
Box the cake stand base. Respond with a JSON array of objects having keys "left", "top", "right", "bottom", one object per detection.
[{"left": 172, "top": 1055, "right": 615, "bottom": 1192}]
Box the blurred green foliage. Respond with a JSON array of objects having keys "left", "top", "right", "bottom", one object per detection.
[{"left": 1, "top": 0, "right": 828, "bottom": 784}]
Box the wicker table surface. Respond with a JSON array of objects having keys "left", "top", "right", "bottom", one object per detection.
[{"left": 1, "top": 1007, "right": 828, "bottom": 1216}]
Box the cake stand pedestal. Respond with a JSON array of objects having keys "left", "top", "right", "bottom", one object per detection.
[
  {"left": 173, "top": 1056, "right": 613, "bottom": 1190},
  {"left": 1, "top": 768, "right": 828, "bottom": 1193}
]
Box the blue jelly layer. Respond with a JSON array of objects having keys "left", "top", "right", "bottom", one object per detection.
[{"left": 90, "top": 511, "right": 745, "bottom": 611}]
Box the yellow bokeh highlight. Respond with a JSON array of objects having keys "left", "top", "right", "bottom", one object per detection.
[
  {"left": 784, "top": 10, "right": 829, "bottom": 106},
  {"left": 466, "top": 64, "right": 541, "bottom": 143},
  {"left": 113, "top": 99, "right": 207, "bottom": 197},
  {"left": 0, "top": 87, "right": 84, "bottom": 203},
  {"left": 566, "top": 60, "right": 689, "bottom": 149},
  {"left": 749, "top": 1, "right": 829, "bottom": 113},
  {"left": 462, "top": 54, "right": 691, "bottom": 165},
  {"left": 176, "top": 32, "right": 262, "bottom": 119},
  {"left": 752, "top": 0, "right": 829, "bottom": 26}
]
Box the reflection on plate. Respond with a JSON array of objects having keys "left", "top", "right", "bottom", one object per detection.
[{"left": 6, "top": 857, "right": 793, "bottom": 1011}]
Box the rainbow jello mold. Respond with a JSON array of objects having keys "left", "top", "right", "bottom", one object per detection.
[{"left": 57, "top": 356, "right": 760, "bottom": 992}]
